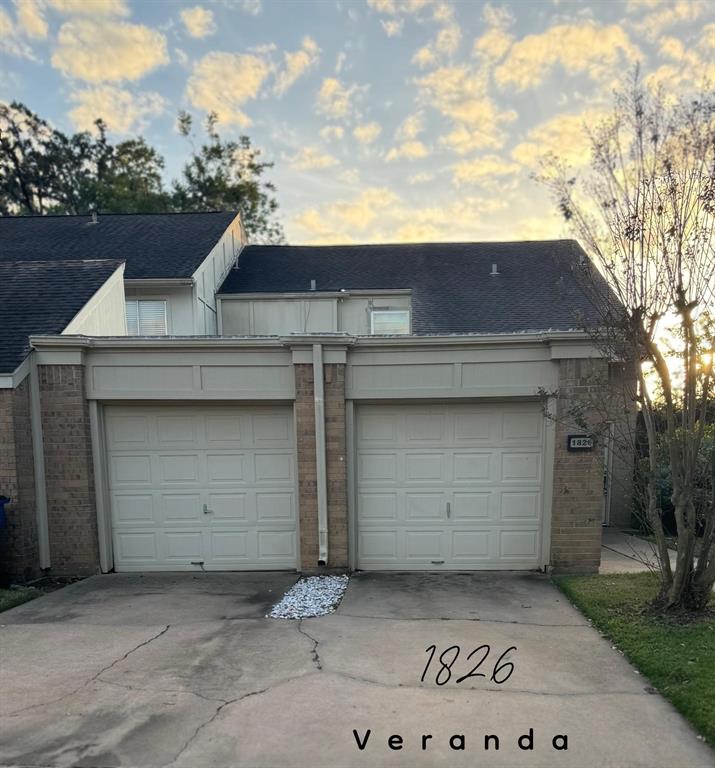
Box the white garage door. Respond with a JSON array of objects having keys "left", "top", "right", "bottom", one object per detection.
[
  {"left": 105, "top": 405, "right": 298, "bottom": 571},
  {"left": 356, "top": 403, "right": 546, "bottom": 570}
]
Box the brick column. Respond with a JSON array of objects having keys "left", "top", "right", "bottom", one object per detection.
[
  {"left": 294, "top": 359, "right": 349, "bottom": 571},
  {"left": 39, "top": 364, "right": 99, "bottom": 575},
  {"left": 550, "top": 359, "right": 606, "bottom": 573},
  {"left": 0, "top": 381, "right": 39, "bottom": 582},
  {"left": 295, "top": 363, "right": 318, "bottom": 568},
  {"left": 324, "top": 363, "right": 348, "bottom": 568}
]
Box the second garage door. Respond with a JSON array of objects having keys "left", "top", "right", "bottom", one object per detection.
[
  {"left": 356, "top": 402, "right": 546, "bottom": 569},
  {"left": 106, "top": 404, "right": 298, "bottom": 571}
]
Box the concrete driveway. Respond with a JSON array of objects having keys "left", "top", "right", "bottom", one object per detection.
[{"left": 1, "top": 572, "right": 712, "bottom": 768}]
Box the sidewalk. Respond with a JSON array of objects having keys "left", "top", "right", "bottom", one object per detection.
[{"left": 600, "top": 528, "right": 677, "bottom": 574}]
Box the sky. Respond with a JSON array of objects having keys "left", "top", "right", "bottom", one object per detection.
[{"left": 1, "top": 0, "right": 714, "bottom": 244}]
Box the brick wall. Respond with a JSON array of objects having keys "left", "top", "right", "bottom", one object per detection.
[
  {"left": 0, "top": 381, "right": 39, "bottom": 582},
  {"left": 39, "top": 364, "right": 99, "bottom": 575},
  {"left": 550, "top": 359, "right": 606, "bottom": 573},
  {"left": 294, "top": 361, "right": 349, "bottom": 571},
  {"left": 324, "top": 363, "right": 348, "bottom": 568}
]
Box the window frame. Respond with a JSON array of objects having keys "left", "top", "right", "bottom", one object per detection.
[
  {"left": 369, "top": 308, "right": 411, "bottom": 335},
  {"left": 125, "top": 298, "right": 169, "bottom": 336}
]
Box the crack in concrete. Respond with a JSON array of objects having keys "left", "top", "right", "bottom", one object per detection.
[
  {"left": 95, "top": 676, "right": 228, "bottom": 706},
  {"left": 296, "top": 620, "right": 322, "bottom": 670},
  {"left": 4, "top": 625, "right": 172, "bottom": 717},
  {"left": 334, "top": 613, "right": 589, "bottom": 628},
  {"left": 168, "top": 687, "right": 269, "bottom": 766}
]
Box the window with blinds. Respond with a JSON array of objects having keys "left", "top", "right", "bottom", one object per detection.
[{"left": 125, "top": 300, "right": 168, "bottom": 336}]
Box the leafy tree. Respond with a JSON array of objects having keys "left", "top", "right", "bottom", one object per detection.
[
  {"left": 539, "top": 73, "right": 715, "bottom": 611},
  {"left": 173, "top": 111, "right": 284, "bottom": 243},
  {"left": 0, "top": 102, "right": 285, "bottom": 242}
]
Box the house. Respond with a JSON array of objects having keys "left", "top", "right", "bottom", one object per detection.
[{"left": 0, "top": 211, "right": 631, "bottom": 582}]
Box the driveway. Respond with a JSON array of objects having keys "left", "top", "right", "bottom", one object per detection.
[{"left": 1, "top": 572, "right": 712, "bottom": 768}]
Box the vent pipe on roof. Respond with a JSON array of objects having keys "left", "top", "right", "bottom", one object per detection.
[
  {"left": 90, "top": 210, "right": 98, "bottom": 225},
  {"left": 490, "top": 263, "right": 499, "bottom": 276},
  {"left": 310, "top": 279, "right": 316, "bottom": 291}
]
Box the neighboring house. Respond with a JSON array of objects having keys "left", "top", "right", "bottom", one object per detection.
[{"left": 0, "top": 214, "right": 631, "bottom": 582}]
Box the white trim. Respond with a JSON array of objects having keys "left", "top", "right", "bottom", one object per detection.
[
  {"left": 313, "top": 344, "right": 329, "bottom": 566},
  {"left": 218, "top": 289, "right": 413, "bottom": 299},
  {"left": 0, "top": 357, "right": 31, "bottom": 389},
  {"left": 540, "top": 395, "right": 557, "bottom": 570},
  {"left": 346, "top": 399, "right": 357, "bottom": 570},
  {"left": 89, "top": 401, "right": 113, "bottom": 573},
  {"left": 124, "top": 278, "right": 195, "bottom": 287}
]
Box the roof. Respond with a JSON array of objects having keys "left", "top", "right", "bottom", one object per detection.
[
  {"left": 0, "top": 259, "right": 123, "bottom": 373},
  {"left": 218, "top": 240, "right": 612, "bottom": 334},
  {"left": 0, "top": 211, "right": 238, "bottom": 279}
]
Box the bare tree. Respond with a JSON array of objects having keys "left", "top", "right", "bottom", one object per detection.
[{"left": 540, "top": 73, "right": 715, "bottom": 611}]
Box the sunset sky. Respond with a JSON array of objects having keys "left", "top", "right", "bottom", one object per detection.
[{"left": 1, "top": 0, "right": 713, "bottom": 244}]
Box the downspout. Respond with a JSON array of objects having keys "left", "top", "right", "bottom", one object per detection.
[
  {"left": 29, "top": 352, "right": 50, "bottom": 569},
  {"left": 313, "top": 343, "right": 329, "bottom": 565}
]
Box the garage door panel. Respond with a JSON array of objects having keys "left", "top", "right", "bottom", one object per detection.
[
  {"left": 161, "top": 493, "right": 202, "bottom": 522},
  {"left": 107, "top": 405, "right": 297, "bottom": 571},
  {"left": 357, "top": 403, "right": 545, "bottom": 570}
]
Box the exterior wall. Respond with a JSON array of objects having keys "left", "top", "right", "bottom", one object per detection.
[
  {"left": 220, "top": 293, "right": 410, "bottom": 336},
  {"left": 64, "top": 266, "right": 127, "bottom": 337},
  {"left": 194, "top": 216, "right": 245, "bottom": 334},
  {"left": 39, "top": 364, "right": 99, "bottom": 575},
  {"left": 0, "top": 380, "right": 39, "bottom": 582},
  {"left": 324, "top": 363, "right": 348, "bottom": 568},
  {"left": 294, "top": 363, "right": 318, "bottom": 568},
  {"left": 124, "top": 285, "right": 195, "bottom": 335},
  {"left": 549, "top": 359, "right": 607, "bottom": 573}
]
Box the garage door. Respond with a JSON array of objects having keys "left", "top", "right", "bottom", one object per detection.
[
  {"left": 105, "top": 405, "right": 298, "bottom": 571},
  {"left": 356, "top": 403, "right": 545, "bottom": 569}
]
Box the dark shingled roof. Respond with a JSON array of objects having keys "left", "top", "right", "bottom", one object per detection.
[
  {"left": 219, "top": 240, "right": 610, "bottom": 334},
  {"left": 0, "top": 259, "right": 123, "bottom": 373},
  {"left": 0, "top": 211, "right": 238, "bottom": 279}
]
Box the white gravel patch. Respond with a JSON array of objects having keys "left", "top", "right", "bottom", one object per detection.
[{"left": 268, "top": 575, "right": 350, "bottom": 619}]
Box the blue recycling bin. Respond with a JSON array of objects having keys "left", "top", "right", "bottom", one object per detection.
[{"left": 0, "top": 496, "right": 10, "bottom": 529}]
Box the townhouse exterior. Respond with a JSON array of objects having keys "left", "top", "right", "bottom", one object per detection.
[{"left": 0, "top": 211, "right": 632, "bottom": 582}]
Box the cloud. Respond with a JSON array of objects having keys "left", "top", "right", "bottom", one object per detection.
[
  {"left": 386, "top": 139, "right": 429, "bottom": 161},
  {"left": 287, "top": 146, "right": 339, "bottom": 170},
  {"left": 473, "top": 27, "right": 513, "bottom": 61},
  {"left": 0, "top": 7, "right": 36, "bottom": 59},
  {"left": 381, "top": 19, "right": 403, "bottom": 37},
  {"left": 68, "top": 85, "right": 166, "bottom": 133},
  {"left": 338, "top": 167, "right": 360, "bottom": 184},
  {"left": 452, "top": 154, "right": 520, "bottom": 186},
  {"left": 408, "top": 171, "right": 434, "bottom": 184},
  {"left": 511, "top": 110, "right": 607, "bottom": 169},
  {"left": 47, "top": 0, "right": 129, "bottom": 15},
  {"left": 320, "top": 125, "right": 345, "bottom": 140},
  {"left": 239, "top": 0, "right": 262, "bottom": 15},
  {"left": 186, "top": 51, "right": 270, "bottom": 126},
  {"left": 396, "top": 112, "right": 423, "bottom": 140},
  {"left": 274, "top": 37, "right": 320, "bottom": 96},
  {"left": 316, "top": 77, "right": 360, "bottom": 119},
  {"left": 495, "top": 22, "right": 640, "bottom": 90},
  {"left": 481, "top": 2, "right": 514, "bottom": 29},
  {"left": 180, "top": 6, "right": 216, "bottom": 38},
  {"left": 15, "top": 0, "right": 47, "bottom": 39},
  {"left": 353, "top": 121, "right": 381, "bottom": 144},
  {"left": 646, "top": 25, "right": 715, "bottom": 89},
  {"left": 52, "top": 20, "right": 169, "bottom": 83},
  {"left": 416, "top": 65, "right": 516, "bottom": 153},
  {"left": 634, "top": 0, "right": 705, "bottom": 40}
]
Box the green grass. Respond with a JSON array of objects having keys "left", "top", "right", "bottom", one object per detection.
[
  {"left": 0, "top": 587, "right": 41, "bottom": 613},
  {"left": 553, "top": 572, "right": 715, "bottom": 745}
]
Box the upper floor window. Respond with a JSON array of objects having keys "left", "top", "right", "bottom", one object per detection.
[
  {"left": 126, "top": 299, "right": 168, "bottom": 336},
  {"left": 370, "top": 309, "right": 410, "bottom": 335}
]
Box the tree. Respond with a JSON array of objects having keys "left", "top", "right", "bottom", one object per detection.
[
  {"left": 173, "top": 111, "right": 284, "bottom": 243},
  {"left": 0, "top": 103, "right": 285, "bottom": 242},
  {"left": 540, "top": 73, "right": 715, "bottom": 611},
  {"left": 0, "top": 102, "right": 170, "bottom": 214}
]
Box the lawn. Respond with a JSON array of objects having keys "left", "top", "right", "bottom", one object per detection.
[
  {"left": 0, "top": 587, "right": 41, "bottom": 613},
  {"left": 553, "top": 572, "right": 715, "bottom": 745}
]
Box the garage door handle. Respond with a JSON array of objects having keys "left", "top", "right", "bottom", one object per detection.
[
  {"left": 446, "top": 502, "right": 451, "bottom": 518},
  {"left": 203, "top": 504, "right": 213, "bottom": 515}
]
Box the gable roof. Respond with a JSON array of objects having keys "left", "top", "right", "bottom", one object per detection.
[
  {"left": 218, "top": 240, "right": 611, "bottom": 335},
  {"left": 0, "top": 211, "right": 238, "bottom": 280},
  {"left": 0, "top": 259, "right": 123, "bottom": 373}
]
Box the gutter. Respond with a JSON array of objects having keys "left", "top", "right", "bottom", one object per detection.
[
  {"left": 313, "top": 344, "right": 329, "bottom": 566},
  {"left": 123, "top": 278, "right": 195, "bottom": 287},
  {"left": 28, "top": 352, "right": 50, "bottom": 570}
]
